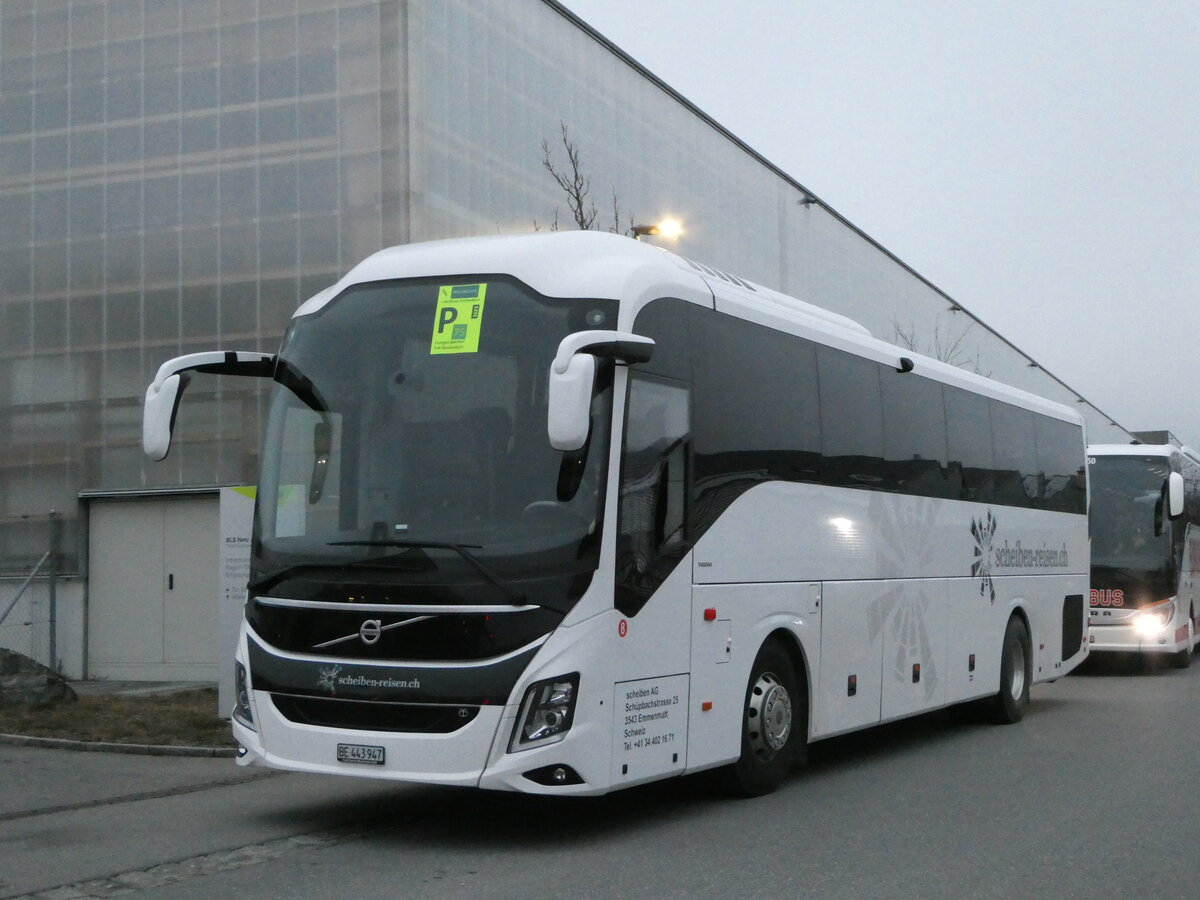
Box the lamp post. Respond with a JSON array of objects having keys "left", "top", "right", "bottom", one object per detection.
[{"left": 632, "top": 218, "right": 683, "bottom": 241}]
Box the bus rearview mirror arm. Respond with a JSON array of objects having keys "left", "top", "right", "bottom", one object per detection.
[
  {"left": 143, "top": 351, "right": 276, "bottom": 461},
  {"left": 547, "top": 331, "right": 655, "bottom": 452}
]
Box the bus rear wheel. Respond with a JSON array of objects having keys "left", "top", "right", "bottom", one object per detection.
[
  {"left": 723, "top": 640, "right": 803, "bottom": 797},
  {"left": 989, "top": 615, "right": 1031, "bottom": 724}
]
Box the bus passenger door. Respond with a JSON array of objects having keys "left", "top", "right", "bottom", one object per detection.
[{"left": 614, "top": 375, "right": 691, "bottom": 618}]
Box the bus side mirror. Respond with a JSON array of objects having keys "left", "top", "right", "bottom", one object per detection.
[
  {"left": 1168, "top": 471, "right": 1185, "bottom": 518},
  {"left": 143, "top": 372, "right": 190, "bottom": 461},
  {"left": 548, "top": 354, "right": 597, "bottom": 451},
  {"left": 143, "top": 350, "right": 276, "bottom": 460},
  {"left": 547, "top": 331, "right": 655, "bottom": 452}
]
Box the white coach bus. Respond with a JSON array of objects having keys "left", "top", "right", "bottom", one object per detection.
[
  {"left": 144, "top": 231, "right": 1089, "bottom": 796},
  {"left": 1087, "top": 434, "right": 1200, "bottom": 666}
]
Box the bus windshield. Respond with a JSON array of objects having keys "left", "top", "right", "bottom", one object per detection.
[
  {"left": 1089, "top": 455, "right": 1174, "bottom": 599},
  {"left": 252, "top": 276, "right": 616, "bottom": 609}
]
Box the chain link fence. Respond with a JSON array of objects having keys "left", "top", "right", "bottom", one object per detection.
[
  {"left": 0, "top": 579, "right": 54, "bottom": 668},
  {"left": 0, "top": 513, "right": 61, "bottom": 672}
]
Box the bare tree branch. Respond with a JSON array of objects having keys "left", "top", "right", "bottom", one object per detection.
[
  {"left": 531, "top": 208, "right": 561, "bottom": 233},
  {"left": 892, "top": 315, "right": 986, "bottom": 374},
  {"left": 539, "top": 121, "right": 636, "bottom": 235},
  {"left": 893, "top": 319, "right": 919, "bottom": 352},
  {"left": 541, "top": 123, "right": 598, "bottom": 230}
]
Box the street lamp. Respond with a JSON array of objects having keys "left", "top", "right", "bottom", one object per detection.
[{"left": 632, "top": 218, "right": 683, "bottom": 241}]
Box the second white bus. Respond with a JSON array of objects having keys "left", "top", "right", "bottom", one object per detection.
[
  {"left": 1088, "top": 434, "right": 1200, "bottom": 666},
  {"left": 144, "top": 230, "right": 1090, "bottom": 795}
]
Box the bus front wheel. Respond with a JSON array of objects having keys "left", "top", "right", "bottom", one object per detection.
[
  {"left": 989, "top": 615, "right": 1031, "bottom": 724},
  {"left": 723, "top": 640, "right": 803, "bottom": 797}
]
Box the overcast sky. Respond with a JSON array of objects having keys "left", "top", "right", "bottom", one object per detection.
[{"left": 558, "top": 0, "right": 1200, "bottom": 448}]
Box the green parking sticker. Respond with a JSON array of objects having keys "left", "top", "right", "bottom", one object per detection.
[{"left": 430, "top": 284, "right": 487, "bottom": 354}]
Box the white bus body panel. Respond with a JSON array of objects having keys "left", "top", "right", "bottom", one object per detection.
[
  {"left": 687, "top": 581, "right": 822, "bottom": 773},
  {"left": 692, "top": 482, "right": 1088, "bottom": 741},
  {"left": 481, "top": 558, "right": 694, "bottom": 794}
]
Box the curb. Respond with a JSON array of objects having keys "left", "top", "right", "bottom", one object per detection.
[{"left": 0, "top": 732, "right": 237, "bottom": 758}]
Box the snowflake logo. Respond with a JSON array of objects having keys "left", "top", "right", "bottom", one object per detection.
[
  {"left": 971, "top": 509, "right": 997, "bottom": 604},
  {"left": 318, "top": 664, "right": 342, "bottom": 694}
]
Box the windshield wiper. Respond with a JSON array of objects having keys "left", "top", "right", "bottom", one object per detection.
[
  {"left": 327, "top": 540, "right": 527, "bottom": 605},
  {"left": 248, "top": 559, "right": 427, "bottom": 593}
]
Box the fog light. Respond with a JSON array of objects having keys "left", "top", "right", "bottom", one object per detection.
[
  {"left": 510, "top": 673, "right": 579, "bottom": 751},
  {"left": 522, "top": 763, "right": 584, "bottom": 786},
  {"left": 233, "top": 661, "right": 256, "bottom": 730}
]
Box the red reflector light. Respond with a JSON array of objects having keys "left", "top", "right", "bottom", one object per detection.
[
  {"left": 703, "top": 608, "right": 717, "bottom": 621},
  {"left": 701, "top": 701, "right": 713, "bottom": 712}
]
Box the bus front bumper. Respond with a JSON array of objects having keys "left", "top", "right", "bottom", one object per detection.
[
  {"left": 232, "top": 689, "right": 614, "bottom": 795},
  {"left": 233, "top": 691, "right": 507, "bottom": 787},
  {"left": 1088, "top": 621, "right": 1191, "bottom": 655}
]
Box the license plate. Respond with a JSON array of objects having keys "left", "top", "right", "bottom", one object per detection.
[{"left": 337, "top": 743, "right": 385, "bottom": 765}]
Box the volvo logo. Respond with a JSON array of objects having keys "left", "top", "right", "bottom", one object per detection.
[
  {"left": 359, "top": 619, "right": 383, "bottom": 645},
  {"left": 311, "top": 613, "right": 433, "bottom": 651}
]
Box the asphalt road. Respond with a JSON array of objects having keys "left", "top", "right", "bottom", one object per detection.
[{"left": 2, "top": 654, "right": 1197, "bottom": 900}]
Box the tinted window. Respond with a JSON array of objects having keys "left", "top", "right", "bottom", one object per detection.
[
  {"left": 990, "top": 400, "right": 1038, "bottom": 508},
  {"left": 1184, "top": 456, "right": 1200, "bottom": 524},
  {"left": 945, "top": 386, "right": 994, "bottom": 503},
  {"left": 1036, "top": 416, "right": 1086, "bottom": 514},
  {"left": 616, "top": 375, "right": 690, "bottom": 615},
  {"left": 691, "top": 309, "right": 821, "bottom": 535},
  {"left": 817, "top": 346, "right": 884, "bottom": 488},
  {"left": 631, "top": 298, "right": 690, "bottom": 381},
  {"left": 881, "top": 371, "right": 952, "bottom": 497},
  {"left": 680, "top": 305, "right": 1080, "bottom": 531},
  {"left": 1089, "top": 455, "right": 1173, "bottom": 595}
]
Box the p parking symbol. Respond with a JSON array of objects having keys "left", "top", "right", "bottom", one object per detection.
[{"left": 431, "top": 284, "right": 488, "bottom": 354}]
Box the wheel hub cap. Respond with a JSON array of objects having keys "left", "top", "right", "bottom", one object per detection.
[
  {"left": 1009, "top": 642, "right": 1026, "bottom": 700},
  {"left": 748, "top": 672, "right": 792, "bottom": 758}
]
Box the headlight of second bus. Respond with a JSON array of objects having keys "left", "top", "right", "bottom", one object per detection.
[
  {"left": 233, "top": 661, "right": 256, "bottom": 730},
  {"left": 510, "top": 673, "right": 579, "bottom": 751},
  {"left": 1133, "top": 600, "right": 1175, "bottom": 638}
]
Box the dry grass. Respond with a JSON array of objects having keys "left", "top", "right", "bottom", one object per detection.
[{"left": 0, "top": 688, "right": 237, "bottom": 748}]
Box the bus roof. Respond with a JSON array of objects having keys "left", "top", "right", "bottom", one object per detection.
[
  {"left": 1090, "top": 442, "right": 1200, "bottom": 464},
  {"left": 293, "top": 231, "right": 1083, "bottom": 427},
  {"left": 295, "top": 231, "right": 867, "bottom": 335}
]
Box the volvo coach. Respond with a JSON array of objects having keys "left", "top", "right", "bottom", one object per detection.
[{"left": 144, "top": 231, "right": 1090, "bottom": 795}]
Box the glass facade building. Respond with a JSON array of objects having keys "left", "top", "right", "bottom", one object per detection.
[{"left": 1, "top": 0, "right": 1129, "bottom": 575}]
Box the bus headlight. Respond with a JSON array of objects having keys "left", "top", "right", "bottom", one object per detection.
[
  {"left": 510, "top": 673, "right": 579, "bottom": 751},
  {"left": 233, "top": 661, "right": 256, "bottom": 730},
  {"left": 1133, "top": 600, "right": 1175, "bottom": 638}
]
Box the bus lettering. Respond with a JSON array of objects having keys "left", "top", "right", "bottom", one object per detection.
[{"left": 1089, "top": 589, "right": 1124, "bottom": 607}]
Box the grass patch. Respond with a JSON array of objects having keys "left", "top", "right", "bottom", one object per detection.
[{"left": 0, "top": 688, "right": 237, "bottom": 748}]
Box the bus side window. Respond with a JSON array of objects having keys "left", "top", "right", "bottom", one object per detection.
[
  {"left": 616, "top": 375, "right": 690, "bottom": 615},
  {"left": 991, "top": 399, "right": 1038, "bottom": 508},
  {"left": 945, "top": 386, "right": 995, "bottom": 504}
]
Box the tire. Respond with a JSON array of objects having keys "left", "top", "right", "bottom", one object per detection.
[
  {"left": 1169, "top": 609, "right": 1193, "bottom": 669},
  {"left": 722, "top": 640, "right": 805, "bottom": 797},
  {"left": 989, "top": 615, "right": 1031, "bottom": 724}
]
